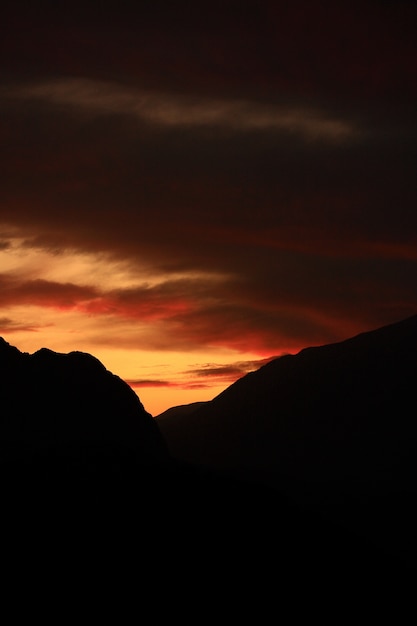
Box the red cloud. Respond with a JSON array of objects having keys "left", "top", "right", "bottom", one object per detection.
[
  {"left": 2, "top": 266, "right": 415, "bottom": 357},
  {"left": 0, "top": 275, "right": 99, "bottom": 309}
]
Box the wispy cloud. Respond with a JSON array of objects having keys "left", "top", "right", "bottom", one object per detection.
[
  {"left": 6, "top": 78, "right": 356, "bottom": 141},
  {"left": 126, "top": 379, "right": 175, "bottom": 388},
  {"left": 186, "top": 357, "right": 277, "bottom": 379},
  {"left": 0, "top": 274, "right": 99, "bottom": 309},
  {"left": 0, "top": 317, "right": 41, "bottom": 333},
  {"left": 126, "top": 356, "right": 279, "bottom": 393}
]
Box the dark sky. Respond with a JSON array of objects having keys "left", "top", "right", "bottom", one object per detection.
[{"left": 1, "top": 0, "right": 416, "bottom": 413}]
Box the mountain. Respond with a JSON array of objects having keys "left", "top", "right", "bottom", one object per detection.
[
  {"left": 0, "top": 337, "right": 169, "bottom": 462},
  {"left": 156, "top": 400, "right": 208, "bottom": 421},
  {"left": 0, "top": 334, "right": 414, "bottom": 607},
  {"left": 156, "top": 314, "right": 417, "bottom": 564}
]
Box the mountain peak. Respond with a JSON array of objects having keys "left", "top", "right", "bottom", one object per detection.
[
  {"left": 0, "top": 336, "right": 22, "bottom": 358},
  {"left": 0, "top": 338, "right": 169, "bottom": 463}
]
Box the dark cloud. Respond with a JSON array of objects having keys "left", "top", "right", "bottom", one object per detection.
[
  {"left": 186, "top": 357, "right": 277, "bottom": 379},
  {"left": 0, "top": 317, "right": 41, "bottom": 333},
  {"left": 126, "top": 379, "right": 175, "bottom": 388},
  {"left": 0, "top": 275, "right": 99, "bottom": 309},
  {"left": 189, "top": 365, "right": 247, "bottom": 378},
  {"left": 2, "top": 1, "right": 416, "bottom": 103},
  {"left": 126, "top": 379, "right": 214, "bottom": 392},
  {"left": 127, "top": 356, "right": 285, "bottom": 394},
  {"left": 1, "top": 1, "right": 416, "bottom": 361}
]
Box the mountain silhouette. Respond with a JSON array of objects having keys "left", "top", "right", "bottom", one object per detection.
[
  {"left": 156, "top": 400, "right": 208, "bottom": 421},
  {"left": 156, "top": 314, "right": 417, "bottom": 565},
  {"left": 0, "top": 332, "right": 414, "bottom": 608},
  {"left": 0, "top": 337, "right": 169, "bottom": 462}
]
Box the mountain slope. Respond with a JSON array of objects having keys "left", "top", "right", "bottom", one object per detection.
[
  {"left": 156, "top": 314, "right": 417, "bottom": 563},
  {"left": 0, "top": 337, "right": 169, "bottom": 462},
  {"left": 157, "top": 314, "right": 417, "bottom": 480},
  {"left": 156, "top": 400, "right": 208, "bottom": 421},
  {"left": 0, "top": 334, "right": 414, "bottom": 599}
]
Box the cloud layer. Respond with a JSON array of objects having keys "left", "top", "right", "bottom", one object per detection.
[{"left": 1, "top": 1, "right": 416, "bottom": 412}]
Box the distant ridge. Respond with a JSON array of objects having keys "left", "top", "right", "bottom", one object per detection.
[{"left": 156, "top": 401, "right": 208, "bottom": 420}]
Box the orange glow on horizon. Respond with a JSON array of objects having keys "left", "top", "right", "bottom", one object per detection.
[
  {"left": 2, "top": 225, "right": 415, "bottom": 417},
  {"left": 2, "top": 2, "right": 417, "bottom": 419},
  {"left": 0, "top": 237, "right": 290, "bottom": 416}
]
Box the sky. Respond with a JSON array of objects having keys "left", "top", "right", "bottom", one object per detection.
[{"left": 1, "top": 0, "right": 416, "bottom": 416}]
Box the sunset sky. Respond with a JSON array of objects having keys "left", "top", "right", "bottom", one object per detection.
[{"left": 1, "top": 1, "right": 416, "bottom": 416}]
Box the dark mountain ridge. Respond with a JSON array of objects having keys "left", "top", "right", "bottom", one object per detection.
[
  {"left": 157, "top": 314, "right": 417, "bottom": 481},
  {"left": 0, "top": 329, "right": 415, "bottom": 602},
  {"left": 0, "top": 337, "right": 168, "bottom": 462},
  {"left": 156, "top": 400, "right": 208, "bottom": 421},
  {"left": 156, "top": 314, "right": 417, "bottom": 564}
]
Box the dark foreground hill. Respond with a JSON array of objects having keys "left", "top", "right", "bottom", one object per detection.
[
  {"left": 0, "top": 335, "right": 415, "bottom": 611},
  {"left": 157, "top": 314, "right": 417, "bottom": 566}
]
